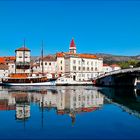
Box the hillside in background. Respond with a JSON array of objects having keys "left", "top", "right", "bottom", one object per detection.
[
  {"left": 31, "top": 53, "right": 140, "bottom": 68},
  {"left": 95, "top": 53, "right": 140, "bottom": 64}
]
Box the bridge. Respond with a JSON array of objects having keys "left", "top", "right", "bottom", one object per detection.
[{"left": 94, "top": 67, "right": 140, "bottom": 87}]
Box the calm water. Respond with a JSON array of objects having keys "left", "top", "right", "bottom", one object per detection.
[{"left": 0, "top": 86, "right": 140, "bottom": 140}]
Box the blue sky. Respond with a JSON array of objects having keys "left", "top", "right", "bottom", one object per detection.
[{"left": 0, "top": 0, "right": 140, "bottom": 56}]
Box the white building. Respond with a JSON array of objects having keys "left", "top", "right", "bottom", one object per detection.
[
  {"left": 0, "top": 57, "right": 16, "bottom": 75},
  {"left": 110, "top": 64, "right": 121, "bottom": 71},
  {"left": 103, "top": 64, "right": 121, "bottom": 74},
  {"left": 0, "top": 64, "right": 9, "bottom": 78},
  {"left": 56, "top": 39, "right": 103, "bottom": 81},
  {"left": 56, "top": 53, "right": 65, "bottom": 76},
  {"left": 31, "top": 38, "right": 103, "bottom": 80},
  {"left": 6, "top": 57, "right": 16, "bottom": 74},
  {"left": 40, "top": 55, "right": 57, "bottom": 77},
  {"left": 32, "top": 55, "right": 57, "bottom": 78},
  {"left": 103, "top": 64, "right": 113, "bottom": 73},
  {"left": 15, "top": 46, "right": 31, "bottom": 73},
  {"left": 64, "top": 53, "right": 103, "bottom": 81}
]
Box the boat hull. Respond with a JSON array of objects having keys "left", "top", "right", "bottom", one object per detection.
[
  {"left": 0, "top": 81, "right": 56, "bottom": 86},
  {"left": 56, "top": 81, "right": 93, "bottom": 86}
]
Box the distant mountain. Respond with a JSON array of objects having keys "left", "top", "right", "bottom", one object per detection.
[
  {"left": 31, "top": 56, "right": 39, "bottom": 62},
  {"left": 31, "top": 53, "right": 140, "bottom": 64},
  {"left": 95, "top": 53, "right": 140, "bottom": 64}
]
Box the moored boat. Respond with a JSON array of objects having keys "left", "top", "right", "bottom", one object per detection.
[
  {"left": 1, "top": 73, "right": 56, "bottom": 86},
  {"left": 56, "top": 76, "right": 93, "bottom": 86},
  {"left": 0, "top": 40, "right": 57, "bottom": 86}
]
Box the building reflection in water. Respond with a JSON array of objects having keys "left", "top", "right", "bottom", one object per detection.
[
  {"left": 0, "top": 87, "right": 104, "bottom": 125},
  {"left": 1, "top": 86, "right": 140, "bottom": 126},
  {"left": 14, "top": 93, "right": 30, "bottom": 120}
]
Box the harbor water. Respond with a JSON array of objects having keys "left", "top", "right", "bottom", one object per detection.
[{"left": 0, "top": 86, "right": 140, "bottom": 140}]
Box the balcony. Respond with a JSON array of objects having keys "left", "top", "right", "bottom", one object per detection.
[{"left": 16, "top": 62, "right": 30, "bottom": 69}]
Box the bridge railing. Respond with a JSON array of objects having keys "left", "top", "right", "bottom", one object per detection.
[{"left": 95, "top": 67, "right": 140, "bottom": 80}]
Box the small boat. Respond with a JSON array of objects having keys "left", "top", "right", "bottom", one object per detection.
[
  {"left": 1, "top": 73, "right": 56, "bottom": 86},
  {"left": 56, "top": 76, "right": 93, "bottom": 86}
]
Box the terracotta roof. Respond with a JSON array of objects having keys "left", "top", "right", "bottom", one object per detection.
[
  {"left": 42, "top": 55, "right": 56, "bottom": 61},
  {"left": 70, "top": 38, "right": 76, "bottom": 48},
  {"left": 16, "top": 46, "right": 30, "bottom": 51},
  {"left": 0, "top": 57, "right": 6, "bottom": 64},
  {"left": 78, "top": 54, "right": 97, "bottom": 59},
  {"left": 5, "top": 56, "right": 15, "bottom": 61},
  {"left": 0, "top": 64, "right": 8, "bottom": 70},
  {"left": 56, "top": 52, "right": 65, "bottom": 57},
  {"left": 56, "top": 52, "right": 98, "bottom": 59},
  {"left": 103, "top": 64, "right": 110, "bottom": 66},
  {"left": 39, "top": 55, "right": 56, "bottom": 61},
  {"left": 110, "top": 64, "right": 120, "bottom": 67}
]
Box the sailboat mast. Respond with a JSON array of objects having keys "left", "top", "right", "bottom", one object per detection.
[
  {"left": 41, "top": 41, "right": 44, "bottom": 75},
  {"left": 23, "top": 39, "right": 26, "bottom": 72}
]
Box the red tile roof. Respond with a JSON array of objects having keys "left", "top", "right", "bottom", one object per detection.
[
  {"left": 5, "top": 56, "right": 15, "bottom": 61},
  {"left": 40, "top": 55, "right": 56, "bottom": 61},
  {"left": 56, "top": 52, "right": 64, "bottom": 57},
  {"left": 16, "top": 46, "right": 30, "bottom": 51},
  {"left": 110, "top": 64, "right": 120, "bottom": 67},
  {"left": 78, "top": 54, "right": 97, "bottom": 59},
  {"left": 56, "top": 52, "right": 97, "bottom": 59},
  {"left": 0, "top": 64, "right": 8, "bottom": 70},
  {"left": 0, "top": 57, "right": 6, "bottom": 64},
  {"left": 103, "top": 64, "right": 110, "bottom": 66}
]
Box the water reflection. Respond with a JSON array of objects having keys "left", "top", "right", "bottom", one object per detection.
[
  {"left": 99, "top": 87, "right": 140, "bottom": 118},
  {"left": 0, "top": 86, "right": 104, "bottom": 125},
  {"left": 0, "top": 86, "right": 140, "bottom": 139}
]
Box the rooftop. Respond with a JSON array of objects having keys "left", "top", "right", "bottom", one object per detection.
[
  {"left": 16, "top": 46, "right": 30, "bottom": 51},
  {"left": 110, "top": 64, "right": 120, "bottom": 67},
  {"left": 0, "top": 57, "right": 6, "bottom": 64},
  {"left": 70, "top": 38, "right": 76, "bottom": 48},
  {"left": 39, "top": 55, "right": 56, "bottom": 61},
  {"left": 0, "top": 64, "right": 8, "bottom": 70},
  {"left": 56, "top": 52, "right": 98, "bottom": 59},
  {"left": 103, "top": 64, "right": 110, "bottom": 67}
]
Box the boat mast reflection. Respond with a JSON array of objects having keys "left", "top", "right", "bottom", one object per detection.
[{"left": 0, "top": 87, "right": 104, "bottom": 126}]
